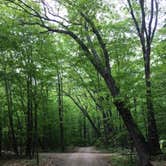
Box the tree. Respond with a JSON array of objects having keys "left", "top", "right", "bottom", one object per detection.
[
  {"left": 0, "top": 104, "right": 2, "bottom": 156},
  {"left": 57, "top": 68, "right": 65, "bottom": 152},
  {"left": 6, "top": 0, "right": 155, "bottom": 165},
  {"left": 0, "top": 0, "right": 165, "bottom": 165},
  {"left": 127, "top": 0, "right": 161, "bottom": 155}
]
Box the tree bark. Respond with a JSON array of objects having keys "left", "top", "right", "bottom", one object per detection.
[
  {"left": 26, "top": 74, "right": 33, "bottom": 158},
  {"left": 4, "top": 76, "right": 18, "bottom": 156},
  {"left": 33, "top": 77, "right": 39, "bottom": 165},
  {"left": 0, "top": 108, "right": 2, "bottom": 156},
  {"left": 15, "top": 111, "right": 23, "bottom": 156},
  {"left": 102, "top": 71, "right": 153, "bottom": 166},
  {"left": 127, "top": 0, "right": 161, "bottom": 155},
  {"left": 57, "top": 71, "right": 65, "bottom": 152},
  {"left": 145, "top": 51, "right": 161, "bottom": 155},
  {"left": 102, "top": 111, "right": 110, "bottom": 145},
  {"left": 83, "top": 116, "right": 87, "bottom": 145}
]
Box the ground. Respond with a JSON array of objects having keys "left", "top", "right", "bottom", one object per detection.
[
  {"left": 39, "top": 147, "right": 112, "bottom": 166},
  {"left": 1, "top": 147, "right": 166, "bottom": 166},
  {"left": 1, "top": 147, "right": 112, "bottom": 166}
]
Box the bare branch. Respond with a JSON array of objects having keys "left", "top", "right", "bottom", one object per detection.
[
  {"left": 84, "top": 23, "right": 102, "bottom": 66},
  {"left": 127, "top": 0, "right": 141, "bottom": 38},
  {"left": 139, "top": 0, "right": 148, "bottom": 40},
  {"left": 9, "top": 0, "right": 69, "bottom": 29},
  {"left": 148, "top": 0, "right": 154, "bottom": 38},
  {"left": 150, "top": 0, "right": 158, "bottom": 43},
  {"left": 41, "top": 0, "right": 81, "bottom": 26}
]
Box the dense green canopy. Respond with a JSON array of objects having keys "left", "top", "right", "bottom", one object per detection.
[{"left": 0, "top": 0, "right": 165, "bottom": 165}]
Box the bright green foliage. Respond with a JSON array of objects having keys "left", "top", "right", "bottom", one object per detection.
[{"left": 0, "top": 0, "right": 165, "bottom": 158}]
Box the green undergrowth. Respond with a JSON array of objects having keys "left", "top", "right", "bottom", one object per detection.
[
  {"left": 96, "top": 146, "right": 166, "bottom": 166},
  {"left": 96, "top": 146, "right": 137, "bottom": 166},
  {"left": 110, "top": 153, "right": 136, "bottom": 166}
]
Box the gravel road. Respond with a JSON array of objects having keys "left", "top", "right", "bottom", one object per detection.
[{"left": 40, "top": 147, "right": 112, "bottom": 166}]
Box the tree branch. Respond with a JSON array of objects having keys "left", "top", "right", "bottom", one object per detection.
[
  {"left": 81, "top": 12, "right": 110, "bottom": 70},
  {"left": 150, "top": 0, "right": 158, "bottom": 43},
  {"left": 127, "top": 0, "right": 141, "bottom": 38}
]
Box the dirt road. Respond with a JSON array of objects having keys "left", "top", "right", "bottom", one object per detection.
[{"left": 40, "top": 147, "right": 112, "bottom": 166}]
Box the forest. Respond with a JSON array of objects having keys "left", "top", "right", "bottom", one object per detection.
[{"left": 0, "top": 0, "right": 166, "bottom": 166}]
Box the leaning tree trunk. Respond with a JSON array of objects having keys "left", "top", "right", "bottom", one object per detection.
[
  {"left": 66, "top": 93, "right": 101, "bottom": 137},
  {"left": 115, "top": 101, "right": 152, "bottom": 166},
  {"left": 102, "top": 71, "right": 153, "bottom": 166}
]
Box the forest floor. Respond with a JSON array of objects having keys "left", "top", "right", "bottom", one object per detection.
[{"left": 1, "top": 147, "right": 166, "bottom": 166}]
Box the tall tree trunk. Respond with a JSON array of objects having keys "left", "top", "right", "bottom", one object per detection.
[
  {"left": 127, "top": 0, "right": 161, "bottom": 155},
  {"left": 33, "top": 77, "right": 39, "bottom": 165},
  {"left": 40, "top": 84, "right": 47, "bottom": 150},
  {"left": 26, "top": 75, "right": 33, "bottom": 158},
  {"left": 57, "top": 71, "right": 64, "bottom": 152},
  {"left": 83, "top": 116, "right": 87, "bottom": 145},
  {"left": 4, "top": 76, "right": 18, "bottom": 156},
  {"left": 0, "top": 108, "right": 2, "bottom": 156},
  {"left": 15, "top": 112, "right": 23, "bottom": 156},
  {"left": 144, "top": 51, "right": 161, "bottom": 155}
]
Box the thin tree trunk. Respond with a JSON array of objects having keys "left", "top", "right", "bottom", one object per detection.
[
  {"left": 57, "top": 71, "right": 65, "bottom": 152},
  {"left": 40, "top": 85, "right": 47, "bottom": 150},
  {"left": 33, "top": 77, "right": 39, "bottom": 165},
  {"left": 0, "top": 108, "right": 2, "bottom": 156},
  {"left": 15, "top": 111, "right": 23, "bottom": 156},
  {"left": 4, "top": 76, "right": 18, "bottom": 156},
  {"left": 26, "top": 75, "right": 33, "bottom": 158},
  {"left": 102, "top": 111, "right": 109, "bottom": 145},
  {"left": 83, "top": 116, "right": 87, "bottom": 145}
]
